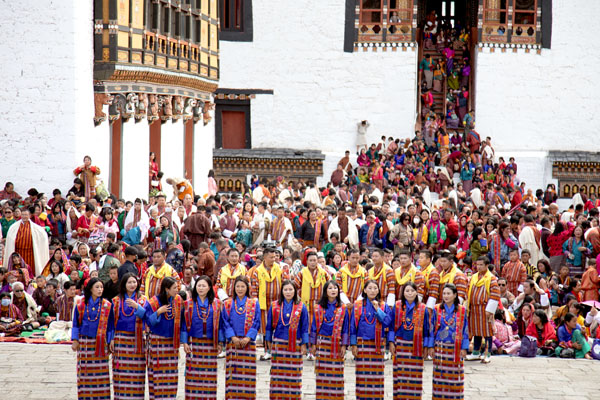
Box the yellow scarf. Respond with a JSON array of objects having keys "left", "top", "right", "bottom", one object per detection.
[
  {"left": 465, "top": 270, "right": 493, "bottom": 311},
  {"left": 300, "top": 266, "right": 328, "bottom": 306},
  {"left": 339, "top": 263, "right": 365, "bottom": 294},
  {"left": 421, "top": 264, "right": 435, "bottom": 289},
  {"left": 257, "top": 262, "right": 283, "bottom": 310},
  {"left": 145, "top": 263, "right": 171, "bottom": 295},
  {"left": 440, "top": 265, "right": 459, "bottom": 285},
  {"left": 369, "top": 263, "right": 391, "bottom": 282},
  {"left": 220, "top": 263, "right": 246, "bottom": 291},
  {"left": 395, "top": 264, "right": 418, "bottom": 286}
]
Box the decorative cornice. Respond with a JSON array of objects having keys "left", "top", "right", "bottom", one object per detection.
[{"left": 104, "top": 69, "right": 218, "bottom": 93}]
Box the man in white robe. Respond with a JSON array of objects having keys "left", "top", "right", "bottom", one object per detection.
[
  {"left": 328, "top": 208, "right": 359, "bottom": 250},
  {"left": 519, "top": 215, "right": 543, "bottom": 265},
  {"left": 3, "top": 208, "right": 49, "bottom": 275}
]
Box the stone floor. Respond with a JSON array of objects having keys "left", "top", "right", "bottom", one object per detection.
[{"left": 1, "top": 342, "right": 598, "bottom": 399}]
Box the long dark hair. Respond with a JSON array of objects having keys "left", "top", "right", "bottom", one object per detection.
[
  {"left": 361, "top": 279, "right": 381, "bottom": 302},
  {"left": 470, "top": 227, "right": 484, "bottom": 246},
  {"left": 158, "top": 277, "right": 178, "bottom": 305},
  {"left": 191, "top": 275, "right": 215, "bottom": 304},
  {"left": 533, "top": 309, "right": 548, "bottom": 325},
  {"left": 232, "top": 275, "right": 250, "bottom": 301},
  {"left": 442, "top": 283, "right": 460, "bottom": 307},
  {"left": 49, "top": 260, "right": 63, "bottom": 276},
  {"left": 561, "top": 312, "right": 576, "bottom": 327},
  {"left": 119, "top": 273, "right": 140, "bottom": 299},
  {"left": 400, "top": 281, "right": 420, "bottom": 309},
  {"left": 84, "top": 278, "right": 103, "bottom": 303},
  {"left": 317, "top": 280, "right": 342, "bottom": 309},
  {"left": 278, "top": 279, "right": 299, "bottom": 305}
]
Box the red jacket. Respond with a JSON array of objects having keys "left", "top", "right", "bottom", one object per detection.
[{"left": 525, "top": 321, "right": 557, "bottom": 347}]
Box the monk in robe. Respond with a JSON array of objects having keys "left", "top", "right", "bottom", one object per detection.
[
  {"left": 182, "top": 206, "right": 212, "bottom": 250},
  {"left": 3, "top": 208, "right": 49, "bottom": 276}
]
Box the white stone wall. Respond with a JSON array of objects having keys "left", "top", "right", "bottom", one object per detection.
[
  {"left": 219, "top": 1, "right": 600, "bottom": 193},
  {"left": 121, "top": 121, "right": 149, "bottom": 201},
  {"left": 160, "top": 120, "right": 185, "bottom": 184},
  {"left": 476, "top": 0, "right": 600, "bottom": 189},
  {"left": 0, "top": 0, "right": 96, "bottom": 196},
  {"left": 219, "top": 0, "right": 418, "bottom": 154},
  {"left": 194, "top": 117, "right": 215, "bottom": 196}
]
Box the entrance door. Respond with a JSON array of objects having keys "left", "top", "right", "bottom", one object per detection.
[{"left": 222, "top": 110, "right": 247, "bottom": 149}]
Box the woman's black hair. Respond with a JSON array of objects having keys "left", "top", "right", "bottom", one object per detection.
[
  {"left": 442, "top": 283, "right": 460, "bottom": 307},
  {"left": 278, "top": 279, "right": 299, "bottom": 305},
  {"left": 494, "top": 308, "right": 506, "bottom": 323},
  {"left": 0, "top": 292, "right": 11, "bottom": 300},
  {"left": 562, "top": 312, "right": 577, "bottom": 326},
  {"left": 119, "top": 273, "right": 140, "bottom": 299},
  {"left": 232, "top": 275, "right": 250, "bottom": 301},
  {"left": 317, "top": 280, "right": 342, "bottom": 309},
  {"left": 361, "top": 279, "right": 381, "bottom": 302},
  {"left": 191, "top": 275, "right": 215, "bottom": 304},
  {"left": 533, "top": 309, "right": 548, "bottom": 325},
  {"left": 471, "top": 227, "right": 484, "bottom": 246},
  {"left": 50, "top": 260, "right": 63, "bottom": 275},
  {"left": 400, "top": 281, "right": 420, "bottom": 309},
  {"left": 158, "top": 277, "right": 178, "bottom": 305},
  {"left": 84, "top": 278, "right": 103, "bottom": 303}
]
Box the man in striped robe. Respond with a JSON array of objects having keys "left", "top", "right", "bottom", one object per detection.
[
  {"left": 335, "top": 249, "right": 367, "bottom": 304},
  {"left": 465, "top": 256, "right": 500, "bottom": 364},
  {"left": 3, "top": 208, "right": 49, "bottom": 276}
]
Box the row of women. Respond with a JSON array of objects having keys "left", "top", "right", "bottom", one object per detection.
[{"left": 73, "top": 273, "right": 468, "bottom": 400}]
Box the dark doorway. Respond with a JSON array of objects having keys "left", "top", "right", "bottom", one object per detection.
[
  {"left": 419, "top": 0, "right": 479, "bottom": 29},
  {"left": 222, "top": 111, "right": 247, "bottom": 149},
  {"left": 215, "top": 100, "right": 252, "bottom": 149}
]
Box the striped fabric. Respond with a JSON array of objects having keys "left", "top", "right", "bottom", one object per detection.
[
  {"left": 432, "top": 342, "right": 464, "bottom": 400},
  {"left": 249, "top": 269, "right": 282, "bottom": 335},
  {"left": 369, "top": 266, "right": 396, "bottom": 300},
  {"left": 335, "top": 265, "right": 366, "bottom": 304},
  {"left": 147, "top": 334, "right": 179, "bottom": 400},
  {"left": 185, "top": 337, "right": 218, "bottom": 399},
  {"left": 113, "top": 331, "right": 146, "bottom": 400},
  {"left": 315, "top": 335, "right": 345, "bottom": 400},
  {"left": 77, "top": 335, "right": 110, "bottom": 400},
  {"left": 467, "top": 278, "right": 500, "bottom": 337},
  {"left": 355, "top": 339, "right": 385, "bottom": 400},
  {"left": 270, "top": 337, "right": 303, "bottom": 399},
  {"left": 393, "top": 338, "right": 424, "bottom": 400},
  {"left": 226, "top": 342, "right": 257, "bottom": 399},
  {"left": 15, "top": 221, "right": 35, "bottom": 270}
]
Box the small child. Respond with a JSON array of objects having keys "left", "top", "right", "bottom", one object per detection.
[
  {"left": 520, "top": 249, "right": 538, "bottom": 278},
  {"left": 236, "top": 220, "right": 253, "bottom": 248}
]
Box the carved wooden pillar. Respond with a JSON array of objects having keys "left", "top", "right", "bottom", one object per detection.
[{"left": 485, "top": 0, "right": 501, "bottom": 23}]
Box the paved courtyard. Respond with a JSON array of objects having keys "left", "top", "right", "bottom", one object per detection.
[{"left": 1, "top": 342, "right": 598, "bottom": 399}]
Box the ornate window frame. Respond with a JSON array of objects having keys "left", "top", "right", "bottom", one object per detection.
[
  {"left": 478, "top": 0, "right": 544, "bottom": 51},
  {"left": 345, "top": 0, "right": 418, "bottom": 52}
]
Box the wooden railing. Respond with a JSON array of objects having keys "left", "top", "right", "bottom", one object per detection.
[{"left": 415, "top": 27, "right": 422, "bottom": 132}]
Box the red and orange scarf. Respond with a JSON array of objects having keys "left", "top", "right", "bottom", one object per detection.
[
  {"left": 354, "top": 299, "right": 386, "bottom": 354},
  {"left": 272, "top": 300, "right": 303, "bottom": 352},
  {"left": 394, "top": 301, "right": 426, "bottom": 357},
  {"left": 314, "top": 304, "right": 346, "bottom": 358},
  {"left": 435, "top": 303, "right": 466, "bottom": 363},
  {"left": 77, "top": 298, "right": 112, "bottom": 357},
  {"left": 113, "top": 295, "right": 147, "bottom": 354},
  {"left": 184, "top": 298, "right": 222, "bottom": 350},
  {"left": 225, "top": 297, "right": 258, "bottom": 338},
  {"left": 149, "top": 295, "right": 183, "bottom": 349}
]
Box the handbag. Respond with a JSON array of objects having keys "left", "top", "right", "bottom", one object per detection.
[
  {"left": 559, "top": 347, "right": 575, "bottom": 358},
  {"left": 518, "top": 335, "right": 538, "bottom": 357},
  {"left": 591, "top": 339, "right": 600, "bottom": 361}
]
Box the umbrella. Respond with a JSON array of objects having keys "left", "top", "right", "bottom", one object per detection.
[{"left": 582, "top": 300, "right": 600, "bottom": 309}]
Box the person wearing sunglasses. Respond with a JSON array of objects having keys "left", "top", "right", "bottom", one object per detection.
[{"left": 9, "top": 281, "right": 39, "bottom": 331}]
